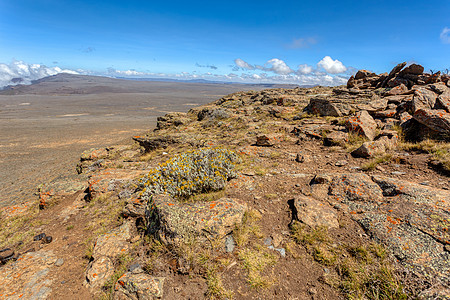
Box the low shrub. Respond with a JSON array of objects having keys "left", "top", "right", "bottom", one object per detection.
[{"left": 139, "top": 147, "right": 239, "bottom": 199}]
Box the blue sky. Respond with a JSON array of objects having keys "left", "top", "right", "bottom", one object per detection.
[{"left": 0, "top": 0, "right": 449, "bottom": 87}]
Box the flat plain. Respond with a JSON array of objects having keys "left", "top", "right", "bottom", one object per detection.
[{"left": 0, "top": 74, "right": 290, "bottom": 207}]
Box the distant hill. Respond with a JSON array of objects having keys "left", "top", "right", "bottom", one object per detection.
[{"left": 0, "top": 73, "right": 303, "bottom": 95}]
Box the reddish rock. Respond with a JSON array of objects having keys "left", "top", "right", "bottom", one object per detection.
[
  {"left": 256, "top": 134, "right": 283, "bottom": 146},
  {"left": 436, "top": 90, "right": 450, "bottom": 112},
  {"left": 413, "top": 108, "right": 450, "bottom": 133},
  {"left": 354, "top": 70, "right": 377, "bottom": 80},
  {"left": 411, "top": 87, "right": 437, "bottom": 113},
  {"left": 345, "top": 110, "right": 378, "bottom": 140},
  {"left": 288, "top": 196, "right": 339, "bottom": 229},
  {"left": 304, "top": 98, "right": 351, "bottom": 117},
  {"left": 385, "top": 83, "right": 409, "bottom": 96},
  {"left": 351, "top": 131, "right": 398, "bottom": 158}
]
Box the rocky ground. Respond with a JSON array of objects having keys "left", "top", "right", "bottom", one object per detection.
[{"left": 0, "top": 63, "right": 449, "bottom": 299}]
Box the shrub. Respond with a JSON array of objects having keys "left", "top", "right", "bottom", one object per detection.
[{"left": 139, "top": 147, "right": 239, "bottom": 199}]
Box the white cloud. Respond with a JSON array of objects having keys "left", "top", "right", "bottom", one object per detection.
[
  {"left": 287, "top": 37, "right": 317, "bottom": 49},
  {"left": 0, "top": 60, "right": 78, "bottom": 89},
  {"left": 234, "top": 58, "right": 254, "bottom": 70},
  {"left": 317, "top": 56, "right": 347, "bottom": 74},
  {"left": 440, "top": 27, "right": 450, "bottom": 44},
  {"left": 265, "top": 58, "right": 293, "bottom": 75},
  {"left": 297, "top": 64, "right": 313, "bottom": 74}
]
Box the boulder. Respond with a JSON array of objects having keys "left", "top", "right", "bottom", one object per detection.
[
  {"left": 413, "top": 108, "right": 450, "bottom": 134},
  {"left": 133, "top": 135, "right": 180, "bottom": 153},
  {"left": 197, "top": 107, "right": 230, "bottom": 121},
  {"left": 381, "top": 62, "right": 407, "bottom": 87},
  {"left": 357, "top": 97, "right": 388, "bottom": 113},
  {"left": 351, "top": 131, "right": 398, "bottom": 158},
  {"left": 87, "top": 169, "right": 146, "bottom": 200},
  {"left": 303, "top": 98, "right": 351, "bottom": 117},
  {"left": 256, "top": 134, "right": 283, "bottom": 147},
  {"left": 288, "top": 196, "right": 339, "bottom": 229},
  {"left": 147, "top": 195, "right": 247, "bottom": 247},
  {"left": 354, "top": 70, "right": 377, "bottom": 80},
  {"left": 384, "top": 83, "right": 409, "bottom": 96},
  {"left": 398, "top": 63, "right": 424, "bottom": 76},
  {"left": 436, "top": 90, "right": 450, "bottom": 112},
  {"left": 323, "top": 131, "right": 348, "bottom": 146},
  {"left": 345, "top": 110, "right": 378, "bottom": 140},
  {"left": 411, "top": 88, "right": 437, "bottom": 113},
  {"left": 85, "top": 222, "right": 132, "bottom": 289},
  {"left": 114, "top": 269, "right": 164, "bottom": 300}
]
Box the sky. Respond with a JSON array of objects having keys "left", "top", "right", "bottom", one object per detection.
[{"left": 0, "top": 0, "right": 449, "bottom": 88}]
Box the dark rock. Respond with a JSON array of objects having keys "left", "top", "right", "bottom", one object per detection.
[
  {"left": 398, "top": 63, "right": 424, "bottom": 76},
  {"left": 133, "top": 135, "right": 180, "bottom": 153},
  {"left": 0, "top": 248, "right": 14, "bottom": 264},
  {"left": 43, "top": 236, "right": 53, "bottom": 244},
  {"left": 33, "top": 233, "right": 46, "bottom": 241}
]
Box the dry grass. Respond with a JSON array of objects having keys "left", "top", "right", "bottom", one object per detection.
[
  {"left": 345, "top": 132, "right": 369, "bottom": 152},
  {"left": 290, "top": 221, "right": 409, "bottom": 299},
  {"left": 400, "top": 139, "right": 450, "bottom": 171},
  {"left": 361, "top": 154, "right": 393, "bottom": 171}
]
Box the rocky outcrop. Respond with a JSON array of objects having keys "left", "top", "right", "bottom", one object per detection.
[
  {"left": 147, "top": 195, "right": 247, "bottom": 247},
  {"left": 311, "top": 173, "right": 450, "bottom": 286}
]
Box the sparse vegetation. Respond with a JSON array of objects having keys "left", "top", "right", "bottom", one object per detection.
[
  {"left": 401, "top": 139, "right": 450, "bottom": 171},
  {"left": 361, "top": 154, "right": 393, "bottom": 171},
  {"left": 290, "top": 221, "right": 409, "bottom": 299}
]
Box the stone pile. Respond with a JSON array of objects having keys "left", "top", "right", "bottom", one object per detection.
[{"left": 303, "top": 62, "right": 450, "bottom": 145}]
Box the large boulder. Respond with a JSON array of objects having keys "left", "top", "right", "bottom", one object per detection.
[
  {"left": 411, "top": 88, "right": 438, "bottom": 113},
  {"left": 413, "top": 108, "right": 450, "bottom": 134},
  {"left": 147, "top": 195, "right": 247, "bottom": 247},
  {"left": 351, "top": 130, "right": 398, "bottom": 158},
  {"left": 345, "top": 110, "right": 378, "bottom": 140}
]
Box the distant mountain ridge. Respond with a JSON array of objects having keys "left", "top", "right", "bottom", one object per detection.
[{"left": 0, "top": 73, "right": 303, "bottom": 95}]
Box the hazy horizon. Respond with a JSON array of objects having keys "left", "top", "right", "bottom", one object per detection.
[{"left": 0, "top": 0, "right": 449, "bottom": 88}]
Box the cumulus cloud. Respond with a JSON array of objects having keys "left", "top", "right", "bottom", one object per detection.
[
  {"left": 317, "top": 56, "right": 347, "bottom": 74},
  {"left": 287, "top": 37, "right": 317, "bottom": 49},
  {"left": 440, "top": 27, "right": 450, "bottom": 44},
  {"left": 264, "top": 58, "right": 293, "bottom": 75},
  {"left": 195, "top": 63, "right": 218, "bottom": 70},
  {"left": 297, "top": 64, "right": 313, "bottom": 75},
  {"left": 0, "top": 60, "right": 79, "bottom": 89}
]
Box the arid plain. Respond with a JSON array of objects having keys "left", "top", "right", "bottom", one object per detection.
[{"left": 0, "top": 74, "right": 288, "bottom": 207}]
